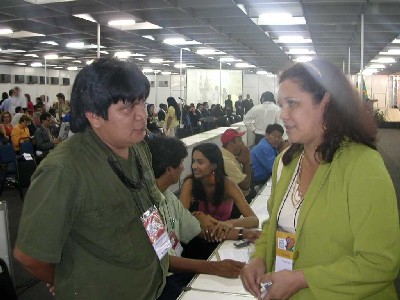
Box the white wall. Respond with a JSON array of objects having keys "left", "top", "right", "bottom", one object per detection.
[
  {"left": 0, "top": 65, "right": 77, "bottom": 106},
  {"left": 243, "top": 74, "right": 278, "bottom": 105}
]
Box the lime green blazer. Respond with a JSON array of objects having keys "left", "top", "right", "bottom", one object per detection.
[{"left": 253, "top": 142, "right": 400, "bottom": 299}]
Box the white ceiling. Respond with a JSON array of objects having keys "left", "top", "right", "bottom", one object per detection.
[{"left": 0, "top": 0, "right": 400, "bottom": 75}]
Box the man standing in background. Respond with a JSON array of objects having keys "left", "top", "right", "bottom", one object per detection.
[{"left": 243, "top": 91, "right": 283, "bottom": 145}]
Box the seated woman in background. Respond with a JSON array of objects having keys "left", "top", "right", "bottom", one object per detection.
[
  {"left": 1, "top": 111, "right": 13, "bottom": 139},
  {"left": 180, "top": 143, "right": 259, "bottom": 259},
  {"left": 11, "top": 114, "right": 31, "bottom": 152}
]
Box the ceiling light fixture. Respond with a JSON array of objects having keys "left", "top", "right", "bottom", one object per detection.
[
  {"left": 31, "top": 62, "right": 43, "bottom": 67},
  {"left": 86, "top": 60, "right": 94, "bottom": 65},
  {"left": 66, "top": 42, "right": 84, "bottom": 49},
  {"left": 15, "top": 63, "right": 27, "bottom": 66},
  {"left": 67, "top": 66, "right": 78, "bottom": 71},
  {"left": 161, "top": 71, "right": 171, "bottom": 75},
  {"left": 41, "top": 41, "right": 58, "bottom": 46},
  {"left": 287, "top": 49, "right": 315, "bottom": 55},
  {"left": 294, "top": 56, "right": 314, "bottom": 62},
  {"left": 143, "top": 35, "right": 155, "bottom": 40},
  {"left": 149, "top": 58, "right": 163, "bottom": 64},
  {"left": 108, "top": 19, "right": 136, "bottom": 26},
  {"left": 164, "top": 38, "right": 201, "bottom": 46},
  {"left": 371, "top": 57, "right": 396, "bottom": 63},
  {"left": 24, "top": 54, "right": 39, "bottom": 58},
  {"left": 142, "top": 68, "right": 154, "bottom": 73},
  {"left": 368, "top": 64, "right": 386, "bottom": 69},
  {"left": 114, "top": 51, "right": 131, "bottom": 59},
  {"left": 235, "top": 63, "right": 256, "bottom": 68},
  {"left": 219, "top": 57, "right": 241, "bottom": 62},
  {"left": 44, "top": 54, "right": 58, "bottom": 59},
  {"left": 196, "top": 49, "right": 226, "bottom": 55},
  {"left": 73, "top": 13, "right": 97, "bottom": 23},
  {"left": 256, "top": 71, "right": 269, "bottom": 75},
  {"left": 174, "top": 63, "right": 187, "bottom": 69},
  {"left": 24, "top": 0, "right": 76, "bottom": 3},
  {"left": 0, "top": 28, "right": 13, "bottom": 35}
]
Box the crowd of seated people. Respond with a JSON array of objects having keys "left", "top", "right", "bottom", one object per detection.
[{"left": 0, "top": 87, "right": 71, "bottom": 157}]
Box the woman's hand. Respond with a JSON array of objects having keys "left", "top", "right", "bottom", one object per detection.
[
  {"left": 258, "top": 270, "right": 307, "bottom": 300},
  {"left": 243, "top": 229, "right": 261, "bottom": 243},
  {"left": 210, "top": 221, "right": 233, "bottom": 242},
  {"left": 192, "top": 211, "right": 219, "bottom": 241},
  {"left": 46, "top": 283, "right": 55, "bottom": 296},
  {"left": 240, "top": 257, "right": 266, "bottom": 298}
]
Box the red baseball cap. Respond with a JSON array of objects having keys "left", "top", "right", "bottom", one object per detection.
[{"left": 221, "top": 129, "right": 245, "bottom": 144}]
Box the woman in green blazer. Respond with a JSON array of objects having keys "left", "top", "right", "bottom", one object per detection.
[{"left": 241, "top": 59, "right": 400, "bottom": 299}]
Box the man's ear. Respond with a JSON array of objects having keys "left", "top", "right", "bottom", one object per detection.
[{"left": 85, "top": 112, "right": 103, "bottom": 129}]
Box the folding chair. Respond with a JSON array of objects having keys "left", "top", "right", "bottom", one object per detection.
[
  {"left": 0, "top": 144, "right": 22, "bottom": 198},
  {"left": 19, "top": 140, "right": 35, "bottom": 158}
]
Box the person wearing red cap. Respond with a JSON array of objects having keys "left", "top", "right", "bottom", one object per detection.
[{"left": 220, "top": 129, "right": 252, "bottom": 200}]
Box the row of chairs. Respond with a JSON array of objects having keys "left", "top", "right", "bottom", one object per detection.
[{"left": 0, "top": 141, "right": 37, "bottom": 199}]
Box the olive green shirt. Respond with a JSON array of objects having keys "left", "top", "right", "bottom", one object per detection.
[{"left": 16, "top": 128, "right": 168, "bottom": 300}]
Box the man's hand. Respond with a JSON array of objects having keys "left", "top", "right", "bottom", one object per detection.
[
  {"left": 210, "top": 221, "right": 233, "bottom": 242},
  {"left": 211, "top": 260, "right": 245, "bottom": 278}
]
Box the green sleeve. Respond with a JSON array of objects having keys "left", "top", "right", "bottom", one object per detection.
[
  {"left": 303, "top": 151, "right": 400, "bottom": 298},
  {"left": 173, "top": 192, "right": 201, "bottom": 244},
  {"left": 16, "top": 163, "right": 78, "bottom": 263}
]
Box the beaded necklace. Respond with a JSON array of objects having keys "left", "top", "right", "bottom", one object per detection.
[{"left": 291, "top": 152, "right": 304, "bottom": 209}]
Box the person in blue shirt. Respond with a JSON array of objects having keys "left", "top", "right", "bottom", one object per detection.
[{"left": 250, "top": 123, "right": 284, "bottom": 186}]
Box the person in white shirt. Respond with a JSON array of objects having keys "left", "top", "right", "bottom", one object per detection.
[
  {"left": 11, "top": 106, "right": 24, "bottom": 126},
  {"left": 243, "top": 91, "right": 284, "bottom": 145}
]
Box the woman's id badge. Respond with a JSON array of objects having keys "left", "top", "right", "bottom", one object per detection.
[
  {"left": 141, "top": 205, "right": 172, "bottom": 260},
  {"left": 275, "top": 230, "right": 296, "bottom": 272}
]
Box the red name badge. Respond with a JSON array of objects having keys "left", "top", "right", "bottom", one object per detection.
[{"left": 141, "top": 205, "right": 172, "bottom": 260}]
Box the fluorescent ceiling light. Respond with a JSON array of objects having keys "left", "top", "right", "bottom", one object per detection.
[
  {"left": 174, "top": 63, "right": 187, "bottom": 69},
  {"left": 161, "top": 71, "right": 171, "bottom": 75},
  {"left": 2, "top": 49, "right": 26, "bottom": 53},
  {"left": 73, "top": 14, "right": 97, "bottom": 23},
  {"left": 131, "top": 53, "right": 146, "bottom": 57},
  {"left": 143, "top": 35, "right": 155, "bottom": 40},
  {"left": 0, "top": 28, "right": 13, "bottom": 35},
  {"left": 114, "top": 51, "right": 131, "bottom": 59},
  {"left": 67, "top": 66, "right": 78, "bottom": 71},
  {"left": 163, "top": 63, "right": 170, "bottom": 66},
  {"left": 31, "top": 62, "right": 42, "bottom": 67},
  {"left": 8, "top": 31, "right": 44, "bottom": 38},
  {"left": 287, "top": 49, "right": 315, "bottom": 55},
  {"left": 387, "top": 49, "right": 400, "bottom": 55},
  {"left": 237, "top": 4, "right": 247, "bottom": 15},
  {"left": 41, "top": 41, "right": 58, "bottom": 46},
  {"left": 108, "top": 19, "right": 135, "bottom": 26},
  {"left": 235, "top": 63, "right": 256, "bottom": 68},
  {"left": 208, "top": 57, "right": 214, "bottom": 60},
  {"left": 25, "top": 0, "right": 76, "bottom": 3},
  {"left": 368, "top": 64, "right": 385, "bottom": 69},
  {"left": 371, "top": 57, "right": 396, "bottom": 63},
  {"left": 392, "top": 38, "right": 400, "bottom": 44},
  {"left": 277, "top": 36, "right": 312, "bottom": 43},
  {"left": 59, "top": 56, "right": 74, "bottom": 60},
  {"left": 86, "top": 60, "right": 94, "bottom": 65},
  {"left": 73, "top": 60, "right": 82, "bottom": 63},
  {"left": 164, "top": 38, "right": 201, "bottom": 46},
  {"left": 66, "top": 42, "right": 84, "bottom": 49},
  {"left": 363, "top": 68, "right": 378, "bottom": 75},
  {"left": 226, "top": 63, "right": 231, "bottom": 66},
  {"left": 109, "top": 22, "right": 161, "bottom": 30},
  {"left": 54, "top": 66, "right": 63, "bottom": 69},
  {"left": 294, "top": 56, "right": 314, "bottom": 62},
  {"left": 149, "top": 58, "right": 163, "bottom": 64},
  {"left": 15, "top": 63, "right": 27, "bottom": 66},
  {"left": 196, "top": 48, "right": 226, "bottom": 55},
  {"left": 135, "top": 58, "right": 144, "bottom": 61},
  {"left": 24, "top": 54, "right": 39, "bottom": 58},
  {"left": 219, "top": 57, "right": 241, "bottom": 62},
  {"left": 100, "top": 50, "right": 109, "bottom": 55},
  {"left": 142, "top": 68, "right": 154, "bottom": 73},
  {"left": 258, "top": 13, "right": 306, "bottom": 25},
  {"left": 44, "top": 54, "right": 58, "bottom": 59},
  {"left": 256, "top": 71, "right": 269, "bottom": 75}
]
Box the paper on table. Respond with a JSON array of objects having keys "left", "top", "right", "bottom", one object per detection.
[{"left": 218, "top": 247, "right": 251, "bottom": 263}]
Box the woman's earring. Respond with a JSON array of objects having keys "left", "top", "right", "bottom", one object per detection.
[
  {"left": 322, "top": 123, "right": 327, "bottom": 131},
  {"left": 209, "top": 170, "right": 216, "bottom": 185}
]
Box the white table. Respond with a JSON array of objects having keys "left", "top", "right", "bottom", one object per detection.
[{"left": 177, "top": 289, "right": 253, "bottom": 299}]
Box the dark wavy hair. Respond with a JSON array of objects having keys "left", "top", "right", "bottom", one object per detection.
[
  {"left": 147, "top": 136, "right": 188, "bottom": 179},
  {"left": 166, "top": 97, "right": 181, "bottom": 121},
  {"left": 190, "top": 143, "right": 227, "bottom": 206},
  {"left": 280, "top": 59, "right": 377, "bottom": 165},
  {"left": 70, "top": 57, "right": 150, "bottom": 133}
]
